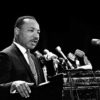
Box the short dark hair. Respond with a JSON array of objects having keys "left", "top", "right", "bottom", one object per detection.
[{"left": 14, "top": 16, "right": 36, "bottom": 29}]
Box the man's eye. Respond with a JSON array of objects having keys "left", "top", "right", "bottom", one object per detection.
[
  {"left": 28, "top": 29, "right": 40, "bottom": 33},
  {"left": 28, "top": 30, "right": 34, "bottom": 32}
]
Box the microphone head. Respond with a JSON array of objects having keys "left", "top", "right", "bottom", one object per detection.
[
  {"left": 34, "top": 50, "right": 46, "bottom": 64},
  {"left": 43, "top": 49, "right": 50, "bottom": 54},
  {"left": 44, "top": 49, "right": 58, "bottom": 60},
  {"left": 68, "top": 52, "right": 76, "bottom": 61},
  {"left": 34, "top": 50, "right": 43, "bottom": 58},
  {"left": 74, "top": 49, "right": 85, "bottom": 57},
  {"left": 91, "top": 38, "right": 100, "bottom": 45},
  {"left": 56, "top": 46, "right": 61, "bottom": 52}
]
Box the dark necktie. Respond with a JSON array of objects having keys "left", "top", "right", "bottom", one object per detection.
[{"left": 26, "top": 50, "right": 38, "bottom": 85}]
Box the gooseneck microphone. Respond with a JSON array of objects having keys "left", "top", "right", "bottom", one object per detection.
[
  {"left": 34, "top": 50, "right": 45, "bottom": 64},
  {"left": 43, "top": 49, "right": 60, "bottom": 74},
  {"left": 56, "top": 46, "right": 67, "bottom": 60},
  {"left": 34, "top": 50, "right": 48, "bottom": 82},
  {"left": 56, "top": 46, "right": 74, "bottom": 69}
]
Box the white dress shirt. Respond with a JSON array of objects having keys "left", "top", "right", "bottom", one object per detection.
[{"left": 13, "top": 42, "right": 29, "bottom": 64}]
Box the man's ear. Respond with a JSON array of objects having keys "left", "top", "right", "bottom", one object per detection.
[{"left": 14, "top": 27, "right": 20, "bottom": 35}]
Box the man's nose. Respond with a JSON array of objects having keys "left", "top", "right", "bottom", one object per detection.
[
  {"left": 33, "top": 32, "right": 39, "bottom": 39},
  {"left": 35, "top": 33, "right": 39, "bottom": 39}
]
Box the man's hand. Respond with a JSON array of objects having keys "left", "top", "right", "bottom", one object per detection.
[{"left": 10, "top": 81, "right": 34, "bottom": 98}]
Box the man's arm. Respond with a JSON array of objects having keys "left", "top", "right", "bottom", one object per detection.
[
  {"left": 0, "top": 52, "right": 34, "bottom": 98},
  {"left": 0, "top": 52, "right": 12, "bottom": 84}
]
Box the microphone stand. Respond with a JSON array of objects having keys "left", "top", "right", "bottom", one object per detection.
[
  {"left": 64, "top": 59, "right": 75, "bottom": 100},
  {"left": 56, "top": 46, "right": 79, "bottom": 100}
]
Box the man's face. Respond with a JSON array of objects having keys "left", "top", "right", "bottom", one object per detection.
[{"left": 17, "top": 19, "right": 40, "bottom": 49}]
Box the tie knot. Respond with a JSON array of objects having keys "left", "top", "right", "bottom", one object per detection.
[{"left": 26, "top": 49, "right": 31, "bottom": 55}]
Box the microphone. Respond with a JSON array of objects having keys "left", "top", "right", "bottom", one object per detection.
[
  {"left": 67, "top": 52, "right": 76, "bottom": 61},
  {"left": 67, "top": 52, "right": 80, "bottom": 68},
  {"left": 34, "top": 51, "right": 48, "bottom": 82},
  {"left": 34, "top": 50, "right": 45, "bottom": 64},
  {"left": 74, "top": 49, "right": 85, "bottom": 57},
  {"left": 91, "top": 38, "right": 100, "bottom": 45},
  {"left": 56, "top": 46, "right": 67, "bottom": 60},
  {"left": 35, "top": 50, "right": 43, "bottom": 58},
  {"left": 44, "top": 49, "right": 58, "bottom": 61},
  {"left": 44, "top": 49, "right": 61, "bottom": 72},
  {"left": 56, "top": 46, "right": 74, "bottom": 69}
]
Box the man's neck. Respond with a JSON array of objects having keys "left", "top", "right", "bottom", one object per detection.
[{"left": 13, "top": 41, "right": 27, "bottom": 54}]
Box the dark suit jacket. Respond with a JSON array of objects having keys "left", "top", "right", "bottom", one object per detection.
[{"left": 0, "top": 43, "right": 45, "bottom": 99}]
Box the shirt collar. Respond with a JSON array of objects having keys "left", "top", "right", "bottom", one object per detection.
[{"left": 13, "top": 42, "right": 27, "bottom": 55}]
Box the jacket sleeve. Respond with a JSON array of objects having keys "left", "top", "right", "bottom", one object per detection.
[
  {"left": 0, "top": 52, "right": 12, "bottom": 95},
  {"left": 0, "top": 52, "right": 12, "bottom": 83}
]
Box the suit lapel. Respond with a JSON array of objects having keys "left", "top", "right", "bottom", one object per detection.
[
  {"left": 11, "top": 43, "right": 44, "bottom": 84},
  {"left": 11, "top": 44, "right": 35, "bottom": 81}
]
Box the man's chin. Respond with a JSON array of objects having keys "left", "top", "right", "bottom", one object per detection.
[
  {"left": 27, "top": 43, "right": 37, "bottom": 49},
  {"left": 29, "top": 45, "right": 36, "bottom": 49}
]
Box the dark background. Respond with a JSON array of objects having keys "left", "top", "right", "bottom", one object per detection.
[{"left": 0, "top": 4, "right": 100, "bottom": 71}]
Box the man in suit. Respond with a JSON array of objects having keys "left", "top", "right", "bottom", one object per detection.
[{"left": 0, "top": 15, "right": 45, "bottom": 99}]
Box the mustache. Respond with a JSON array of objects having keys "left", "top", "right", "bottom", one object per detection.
[{"left": 30, "top": 37, "right": 39, "bottom": 42}]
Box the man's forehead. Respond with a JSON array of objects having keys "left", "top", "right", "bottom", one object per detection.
[{"left": 23, "top": 18, "right": 40, "bottom": 29}]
